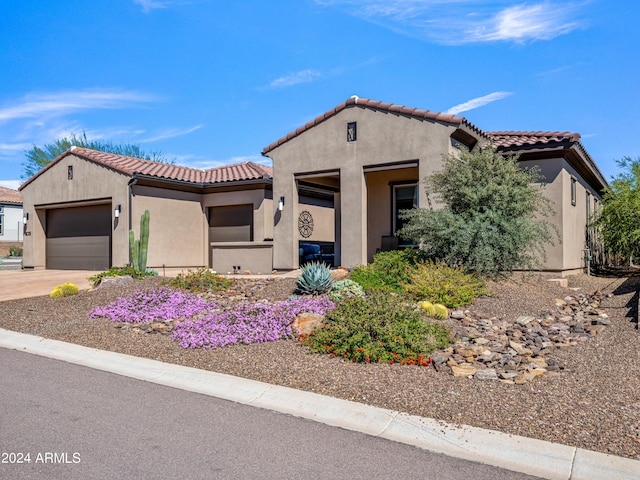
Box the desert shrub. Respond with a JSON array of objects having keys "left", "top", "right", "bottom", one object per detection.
[
  {"left": 300, "top": 291, "right": 452, "bottom": 365},
  {"left": 406, "top": 262, "right": 486, "bottom": 308},
  {"left": 328, "top": 279, "right": 365, "bottom": 302},
  {"left": 350, "top": 249, "right": 420, "bottom": 292},
  {"left": 296, "top": 261, "right": 333, "bottom": 295},
  {"left": 9, "top": 246, "right": 23, "bottom": 257},
  {"left": 168, "top": 268, "right": 234, "bottom": 293},
  {"left": 89, "top": 265, "right": 157, "bottom": 286},
  {"left": 418, "top": 301, "right": 449, "bottom": 319},
  {"left": 50, "top": 282, "right": 79, "bottom": 299}
]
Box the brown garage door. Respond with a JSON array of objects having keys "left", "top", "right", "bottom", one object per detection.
[{"left": 46, "top": 204, "right": 111, "bottom": 270}]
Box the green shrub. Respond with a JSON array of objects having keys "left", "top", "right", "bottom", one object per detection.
[
  {"left": 300, "top": 291, "right": 452, "bottom": 365},
  {"left": 9, "top": 246, "right": 23, "bottom": 257},
  {"left": 50, "top": 282, "right": 79, "bottom": 299},
  {"left": 296, "top": 261, "right": 333, "bottom": 295},
  {"left": 89, "top": 265, "right": 157, "bottom": 286},
  {"left": 406, "top": 262, "right": 486, "bottom": 308},
  {"left": 168, "top": 268, "right": 234, "bottom": 293},
  {"left": 328, "top": 279, "right": 365, "bottom": 302},
  {"left": 350, "top": 249, "right": 420, "bottom": 292}
]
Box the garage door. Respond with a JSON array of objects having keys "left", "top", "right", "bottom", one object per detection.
[{"left": 46, "top": 204, "right": 111, "bottom": 270}]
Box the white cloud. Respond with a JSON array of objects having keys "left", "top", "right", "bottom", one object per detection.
[
  {"left": 0, "top": 89, "right": 157, "bottom": 123},
  {"left": 133, "top": 0, "right": 201, "bottom": 13},
  {"left": 139, "top": 124, "right": 204, "bottom": 143},
  {"left": 446, "top": 91, "right": 513, "bottom": 115},
  {"left": 187, "top": 154, "right": 271, "bottom": 170},
  {"left": 267, "top": 70, "right": 323, "bottom": 89},
  {"left": 0, "top": 180, "right": 21, "bottom": 189},
  {"left": 316, "top": 1, "right": 587, "bottom": 45}
]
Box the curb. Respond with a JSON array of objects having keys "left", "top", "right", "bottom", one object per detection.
[{"left": 1, "top": 328, "right": 638, "bottom": 480}]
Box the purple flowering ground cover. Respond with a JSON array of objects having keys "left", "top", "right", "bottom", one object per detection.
[
  {"left": 90, "top": 287, "right": 335, "bottom": 350},
  {"left": 172, "top": 297, "right": 335, "bottom": 349},
  {"left": 89, "top": 287, "right": 212, "bottom": 323}
]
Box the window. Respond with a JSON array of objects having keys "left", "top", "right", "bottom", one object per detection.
[
  {"left": 586, "top": 191, "right": 591, "bottom": 219},
  {"left": 68, "top": 165, "right": 73, "bottom": 180},
  {"left": 209, "top": 204, "right": 253, "bottom": 242},
  {"left": 571, "top": 177, "right": 577, "bottom": 206},
  {"left": 347, "top": 122, "right": 357, "bottom": 142},
  {"left": 0, "top": 206, "right": 3, "bottom": 236},
  {"left": 392, "top": 184, "right": 418, "bottom": 247}
]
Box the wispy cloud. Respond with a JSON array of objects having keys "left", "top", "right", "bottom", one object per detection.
[
  {"left": 316, "top": 1, "right": 588, "bottom": 45},
  {"left": 187, "top": 154, "right": 271, "bottom": 170},
  {"left": 446, "top": 91, "right": 513, "bottom": 115},
  {"left": 266, "top": 69, "right": 323, "bottom": 89},
  {"left": 133, "top": 0, "right": 192, "bottom": 13},
  {"left": 0, "top": 89, "right": 157, "bottom": 122},
  {"left": 139, "top": 124, "right": 203, "bottom": 143}
]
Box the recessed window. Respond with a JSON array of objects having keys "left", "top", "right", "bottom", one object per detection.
[
  {"left": 0, "top": 206, "right": 3, "bottom": 236},
  {"left": 68, "top": 165, "right": 73, "bottom": 180},
  {"left": 571, "top": 177, "right": 576, "bottom": 206},
  {"left": 209, "top": 204, "right": 253, "bottom": 242},
  {"left": 586, "top": 191, "right": 591, "bottom": 219},
  {"left": 393, "top": 184, "right": 418, "bottom": 247},
  {"left": 347, "top": 122, "right": 357, "bottom": 142}
]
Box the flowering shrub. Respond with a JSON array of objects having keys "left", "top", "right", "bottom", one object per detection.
[
  {"left": 300, "top": 291, "right": 452, "bottom": 365},
  {"left": 168, "top": 268, "right": 235, "bottom": 293},
  {"left": 89, "top": 287, "right": 212, "bottom": 323},
  {"left": 173, "top": 297, "right": 335, "bottom": 349}
]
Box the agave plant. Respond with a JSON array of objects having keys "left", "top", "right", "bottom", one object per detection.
[{"left": 296, "top": 261, "right": 333, "bottom": 295}]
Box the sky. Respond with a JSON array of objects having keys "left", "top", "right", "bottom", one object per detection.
[{"left": 1, "top": 0, "right": 638, "bottom": 190}]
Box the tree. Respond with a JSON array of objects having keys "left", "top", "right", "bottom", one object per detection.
[
  {"left": 22, "top": 132, "right": 173, "bottom": 179},
  {"left": 590, "top": 156, "right": 640, "bottom": 260},
  {"left": 397, "top": 147, "right": 556, "bottom": 278}
]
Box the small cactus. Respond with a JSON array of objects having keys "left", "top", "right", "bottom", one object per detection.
[
  {"left": 418, "top": 300, "right": 436, "bottom": 317},
  {"left": 419, "top": 301, "right": 448, "bottom": 320},
  {"left": 297, "top": 261, "right": 333, "bottom": 295},
  {"left": 50, "top": 282, "right": 79, "bottom": 299}
]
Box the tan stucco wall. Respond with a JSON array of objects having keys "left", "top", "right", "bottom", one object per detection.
[
  {"left": 366, "top": 167, "right": 419, "bottom": 261},
  {"left": 268, "top": 106, "right": 460, "bottom": 269},
  {"left": 20, "top": 154, "right": 130, "bottom": 269},
  {"left": 297, "top": 197, "right": 334, "bottom": 243},
  {"left": 131, "top": 185, "right": 206, "bottom": 269},
  {"left": 210, "top": 243, "right": 273, "bottom": 274}
]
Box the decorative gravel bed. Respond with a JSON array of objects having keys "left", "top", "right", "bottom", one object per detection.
[{"left": 0, "top": 273, "right": 639, "bottom": 460}]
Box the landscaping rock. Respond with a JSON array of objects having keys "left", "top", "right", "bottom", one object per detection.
[
  {"left": 97, "top": 276, "right": 134, "bottom": 287},
  {"left": 292, "top": 313, "right": 325, "bottom": 335}
]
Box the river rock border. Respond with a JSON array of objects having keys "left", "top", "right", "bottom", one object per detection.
[{"left": 433, "top": 291, "right": 612, "bottom": 384}]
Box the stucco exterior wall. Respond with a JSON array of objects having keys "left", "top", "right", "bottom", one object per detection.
[
  {"left": 268, "top": 106, "right": 461, "bottom": 269},
  {"left": 0, "top": 204, "right": 24, "bottom": 242},
  {"left": 131, "top": 185, "right": 206, "bottom": 269},
  {"left": 20, "top": 154, "right": 130, "bottom": 269}
]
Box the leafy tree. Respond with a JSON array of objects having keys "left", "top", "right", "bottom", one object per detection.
[
  {"left": 22, "top": 132, "right": 173, "bottom": 179},
  {"left": 590, "top": 156, "right": 640, "bottom": 260},
  {"left": 397, "top": 147, "right": 556, "bottom": 278}
]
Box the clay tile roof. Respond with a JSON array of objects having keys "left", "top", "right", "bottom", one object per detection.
[
  {"left": 0, "top": 186, "right": 22, "bottom": 205},
  {"left": 19, "top": 147, "right": 273, "bottom": 190},
  {"left": 262, "top": 97, "right": 485, "bottom": 154},
  {"left": 488, "top": 131, "right": 581, "bottom": 149}
]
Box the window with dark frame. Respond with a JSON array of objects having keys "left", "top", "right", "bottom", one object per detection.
[
  {"left": 392, "top": 184, "right": 418, "bottom": 247},
  {"left": 571, "top": 177, "right": 576, "bottom": 206},
  {"left": 347, "top": 122, "right": 357, "bottom": 142},
  {"left": 209, "top": 204, "right": 253, "bottom": 242},
  {"left": 0, "top": 206, "right": 3, "bottom": 235},
  {"left": 586, "top": 191, "right": 591, "bottom": 219},
  {"left": 68, "top": 165, "right": 73, "bottom": 180}
]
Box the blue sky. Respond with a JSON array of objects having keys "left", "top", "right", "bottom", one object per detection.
[{"left": 1, "top": 0, "right": 638, "bottom": 189}]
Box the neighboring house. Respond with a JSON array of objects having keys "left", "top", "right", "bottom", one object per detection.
[
  {"left": 263, "top": 97, "right": 608, "bottom": 274},
  {"left": 19, "top": 97, "right": 608, "bottom": 275},
  {"left": 19, "top": 147, "right": 277, "bottom": 272},
  {"left": 0, "top": 186, "right": 23, "bottom": 243}
]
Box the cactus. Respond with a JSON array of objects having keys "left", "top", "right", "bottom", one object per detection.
[
  {"left": 419, "top": 301, "right": 449, "bottom": 320},
  {"left": 50, "top": 282, "right": 79, "bottom": 299},
  {"left": 129, "top": 210, "right": 150, "bottom": 273},
  {"left": 296, "top": 261, "right": 333, "bottom": 295}
]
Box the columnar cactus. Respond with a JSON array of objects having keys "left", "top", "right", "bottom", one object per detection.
[{"left": 130, "top": 210, "right": 150, "bottom": 273}]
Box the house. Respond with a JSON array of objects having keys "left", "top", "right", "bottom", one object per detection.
[
  {"left": 19, "top": 147, "right": 277, "bottom": 272},
  {"left": 19, "top": 97, "right": 608, "bottom": 275},
  {"left": 0, "top": 186, "right": 24, "bottom": 255},
  {"left": 263, "top": 97, "right": 608, "bottom": 274}
]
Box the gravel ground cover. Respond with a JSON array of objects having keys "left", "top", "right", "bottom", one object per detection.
[{"left": 0, "top": 273, "right": 639, "bottom": 459}]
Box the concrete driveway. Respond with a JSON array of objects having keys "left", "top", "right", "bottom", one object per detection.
[{"left": 0, "top": 269, "right": 96, "bottom": 302}]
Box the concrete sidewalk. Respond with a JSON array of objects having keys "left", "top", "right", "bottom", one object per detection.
[
  {"left": 0, "top": 328, "right": 637, "bottom": 480},
  {"left": 0, "top": 269, "right": 96, "bottom": 301}
]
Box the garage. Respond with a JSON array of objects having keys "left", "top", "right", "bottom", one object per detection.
[{"left": 45, "top": 204, "right": 111, "bottom": 270}]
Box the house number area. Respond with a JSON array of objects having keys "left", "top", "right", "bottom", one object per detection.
[{"left": 2, "top": 452, "right": 81, "bottom": 464}]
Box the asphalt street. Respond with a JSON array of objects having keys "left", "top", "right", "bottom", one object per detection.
[{"left": 0, "top": 348, "right": 540, "bottom": 480}]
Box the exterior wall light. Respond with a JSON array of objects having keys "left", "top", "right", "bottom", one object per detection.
[
  {"left": 278, "top": 196, "right": 285, "bottom": 211},
  {"left": 114, "top": 204, "right": 121, "bottom": 218},
  {"left": 23, "top": 213, "right": 29, "bottom": 224}
]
